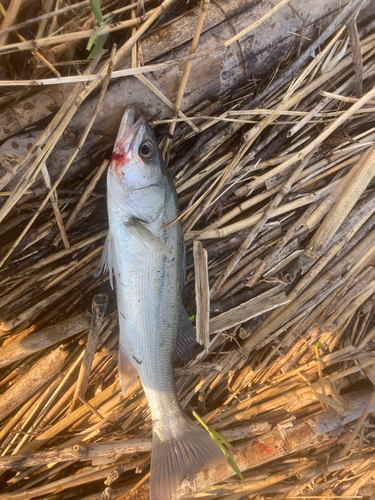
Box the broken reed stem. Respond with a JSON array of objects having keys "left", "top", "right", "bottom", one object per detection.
[
  {"left": 193, "top": 240, "right": 210, "bottom": 350},
  {"left": 64, "top": 159, "right": 109, "bottom": 232},
  {"left": 210, "top": 151, "right": 315, "bottom": 299},
  {"left": 0, "top": 346, "right": 69, "bottom": 423},
  {"left": 69, "top": 294, "right": 108, "bottom": 413},
  {"left": 340, "top": 389, "right": 375, "bottom": 457},
  {"left": 162, "top": 0, "right": 209, "bottom": 163},
  {"left": 349, "top": 17, "right": 363, "bottom": 98},
  {"left": 0, "top": 13, "right": 149, "bottom": 55},
  {"left": 135, "top": 74, "right": 199, "bottom": 132},
  {"left": 0, "top": 46, "right": 115, "bottom": 267},
  {"left": 223, "top": 0, "right": 290, "bottom": 47},
  {"left": 15, "top": 31, "right": 61, "bottom": 78},
  {"left": 0, "top": 0, "right": 22, "bottom": 46},
  {"left": 0, "top": 0, "right": 90, "bottom": 37},
  {"left": 0, "top": 312, "right": 91, "bottom": 368},
  {"left": 40, "top": 163, "right": 69, "bottom": 249},
  {"left": 306, "top": 144, "right": 375, "bottom": 262}
]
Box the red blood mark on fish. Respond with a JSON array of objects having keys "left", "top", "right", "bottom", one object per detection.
[
  {"left": 111, "top": 150, "right": 127, "bottom": 163},
  {"left": 110, "top": 144, "right": 130, "bottom": 179}
]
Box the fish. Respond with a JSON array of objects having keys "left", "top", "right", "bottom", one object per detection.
[{"left": 96, "top": 106, "right": 225, "bottom": 499}]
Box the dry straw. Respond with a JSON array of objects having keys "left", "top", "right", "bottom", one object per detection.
[{"left": 1, "top": 0, "right": 375, "bottom": 498}]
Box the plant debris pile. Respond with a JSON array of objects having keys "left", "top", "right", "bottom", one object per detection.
[{"left": 1, "top": 0, "right": 375, "bottom": 499}]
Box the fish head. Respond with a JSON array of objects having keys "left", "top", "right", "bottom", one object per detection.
[{"left": 107, "top": 105, "right": 166, "bottom": 223}]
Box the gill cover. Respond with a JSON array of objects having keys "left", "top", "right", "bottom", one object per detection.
[{"left": 107, "top": 105, "right": 166, "bottom": 223}]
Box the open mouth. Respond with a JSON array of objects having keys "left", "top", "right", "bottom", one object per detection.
[{"left": 115, "top": 106, "right": 147, "bottom": 154}]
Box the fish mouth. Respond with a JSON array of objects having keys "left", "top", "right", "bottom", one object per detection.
[{"left": 114, "top": 105, "right": 147, "bottom": 154}]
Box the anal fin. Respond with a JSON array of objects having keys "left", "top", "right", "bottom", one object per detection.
[
  {"left": 118, "top": 348, "right": 138, "bottom": 396},
  {"left": 174, "top": 305, "right": 197, "bottom": 364}
]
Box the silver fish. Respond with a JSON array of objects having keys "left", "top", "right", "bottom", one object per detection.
[{"left": 97, "top": 106, "right": 225, "bottom": 499}]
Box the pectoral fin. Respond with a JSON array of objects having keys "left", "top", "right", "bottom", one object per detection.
[
  {"left": 126, "top": 217, "right": 174, "bottom": 257},
  {"left": 94, "top": 231, "right": 119, "bottom": 289}
]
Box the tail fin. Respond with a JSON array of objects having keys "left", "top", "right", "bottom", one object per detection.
[{"left": 150, "top": 418, "right": 226, "bottom": 500}]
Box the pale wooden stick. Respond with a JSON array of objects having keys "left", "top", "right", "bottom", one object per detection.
[
  {"left": 193, "top": 240, "right": 210, "bottom": 351},
  {"left": 209, "top": 287, "right": 290, "bottom": 335},
  {"left": 187, "top": 181, "right": 338, "bottom": 241},
  {"left": 30, "top": 230, "right": 107, "bottom": 270},
  {"left": 320, "top": 90, "right": 375, "bottom": 104}
]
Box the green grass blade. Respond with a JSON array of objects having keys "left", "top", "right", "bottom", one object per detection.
[
  {"left": 88, "top": 34, "right": 107, "bottom": 59},
  {"left": 193, "top": 411, "right": 243, "bottom": 481},
  {"left": 89, "top": 0, "right": 103, "bottom": 23},
  {"left": 86, "top": 18, "right": 111, "bottom": 58},
  {"left": 209, "top": 429, "right": 235, "bottom": 452}
]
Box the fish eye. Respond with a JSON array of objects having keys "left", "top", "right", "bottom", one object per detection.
[{"left": 139, "top": 141, "right": 156, "bottom": 161}]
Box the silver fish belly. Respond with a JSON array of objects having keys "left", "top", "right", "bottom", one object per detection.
[{"left": 97, "top": 106, "right": 225, "bottom": 500}]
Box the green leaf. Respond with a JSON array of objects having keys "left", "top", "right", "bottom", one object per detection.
[
  {"left": 192, "top": 411, "right": 209, "bottom": 431},
  {"left": 88, "top": 34, "right": 107, "bottom": 59},
  {"left": 189, "top": 314, "right": 196, "bottom": 322},
  {"left": 223, "top": 450, "right": 244, "bottom": 481},
  {"left": 312, "top": 342, "right": 326, "bottom": 349},
  {"left": 86, "top": 17, "right": 111, "bottom": 59},
  {"left": 209, "top": 429, "right": 235, "bottom": 452},
  {"left": 87, "top": 18, "right": 111, "bottom": 51},
  {"left": 193, "top": 411, "right": 244, "bottom": 481},
  {"left": 89, "top": 0, "right": 104, "bottom": 24},
  {"left": 204, "top": 484, "right": 227, "bottom": 492}
]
